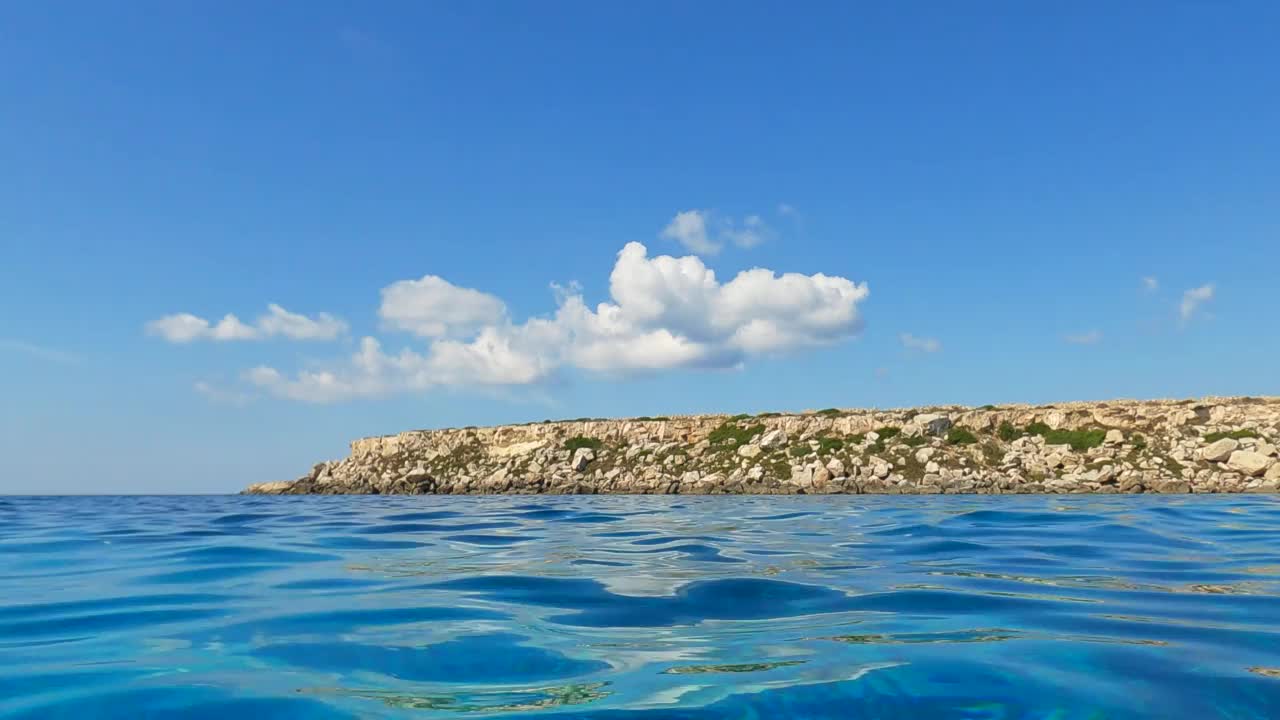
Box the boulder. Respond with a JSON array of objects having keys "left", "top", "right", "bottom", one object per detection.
[
  {"left": 736, "top": 444, "right": 763, "bottom": 458},
  {"left": 758, "top": 429, "right": 788, "bottom": 450},
  {"left": 571, "top": 448, "right": 596, "bottom": 472},
  {"left": 1201, "top": 438, "right": 1239, "bottom": 463},
  {"left": 1227, "top": 450, "right": 1270, "bottom": 477},
  {"left": 914, "top": 413, "right": 953, "bottom": 436},
  {"left": 1104, "top": 429, "right": 1125, "bottom": 445},
  {"left": 1267, "top": 463, "right": 1280, "bottom": 483}
]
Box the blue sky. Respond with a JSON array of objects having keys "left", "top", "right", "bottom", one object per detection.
[{"left": 2, "top": 2, "right": 1278, "bottom": 493}]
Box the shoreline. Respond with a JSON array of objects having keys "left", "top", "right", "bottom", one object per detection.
[{"left": 245, "top": 397, "right": 1280, "bottom": 495}]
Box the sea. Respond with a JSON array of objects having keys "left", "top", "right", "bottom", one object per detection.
[{"left": 2, "top": 494, "right": 1279, "bottom": 718}]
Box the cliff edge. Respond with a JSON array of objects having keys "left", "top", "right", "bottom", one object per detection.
[{"left": 245, "top": 397, "right": 1280, "bottom": 495}]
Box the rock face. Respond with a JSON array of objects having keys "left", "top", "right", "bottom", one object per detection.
[{"left": 243, "top": 397, "right": 1280, "bottom": 496}]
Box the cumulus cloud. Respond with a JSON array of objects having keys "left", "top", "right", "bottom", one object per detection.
[
  {"left": 899, "top": 333, "right": 941, "bottom": 353},
  {"left": 659, "top": 210, "right": 776, "bottom": 255},
  {"left": 1179, "top": 284, "right": 1214, "bottom": 323},
  {"left": 1064, "top": 330, "right": 1103, "bottom": 345},
  {"left": 146, "top": 305, "right": 346, "bottom": 343},
  {"left": 246, "top": 242, "right": 870, "bottom": 402},
  {"left": 379, "top": 275, "right": 507, "bottom": 338},
  {"left": 1142, "top": 276, "right": 1159, "bottom": 292}
]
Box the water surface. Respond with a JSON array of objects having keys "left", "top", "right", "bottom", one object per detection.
[{"left": 2, "top": 495, "right": 1279, "bottom": 718}]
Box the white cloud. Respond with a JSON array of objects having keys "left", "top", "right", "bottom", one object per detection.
[
  {"left": 1064, "top": 330, "right": 1103, "bottom": 345},
  {"left": 0, "top": 339, "right": 82, "bottom": 365},
  {"left": 659, "top": 210, "right": 776, "bottom": 255},
  {"left": 900, "top": 333, "right": 941, "bottom": 353},
  {"left": 660, "top": 210, "right": 718, "bottom": 255},
  {"left": 1142, "top": 276, "right": 1159, "bottom": 292},
  {"left": 379, "top": 275, "right": 508, "bottom": 338},
  {"left": 1179, "top": 284, "right": 1214, "bottom": 323},
  {"left": 246, "top": 242, "right": 870, "bottom": 402},
  {"left": 146, "top": 305, "right": 346, "bottom": 343}
]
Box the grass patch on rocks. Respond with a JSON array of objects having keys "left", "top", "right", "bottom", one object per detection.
[
  {"left": 708, "top": 421, "right": 764, "bottom": 448},
  {"left": 564, "top": 436, "right": 604, "bottom": 452},
  {"left": 1040, "top": 428, "right": 1107, "bottom": 452},
  {"left": 946, "top": 428, "right": 978, "bottom": 445},
  {"left": 1204, "top": 429, "right": 1260, "bottom": 442}
]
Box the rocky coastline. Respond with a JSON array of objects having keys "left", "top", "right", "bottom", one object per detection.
[{"left": 244, "top": 397, "right": 1280, "bottom": 495}]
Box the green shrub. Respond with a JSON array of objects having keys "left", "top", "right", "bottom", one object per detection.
[
  {"left": 708, "top": 422, "right": 764, "bottom": 447},
  {"left": 1132, "top": 434, "right": 1147, "bottom": 450},
  {"left": 1204, "top": 429, "right": 1260, "bottom": 442},
  {"left": 980, "top": 404, "right": 998, "bottom": 411},
  {"left": 788, "top": 445, "right": 810, "bottom": 458},
  {"left": 756, "top": 411, "right": 782, "bottom": 418},
  {"left": 848, "top": 433, "right": 866, "bottom": 444},
  {"left": 816, "top": 408, "right": 844, "bottom": 417},
  {"left": 875, "top": 426, "right": 901, "bottom": 440},
  {"left": 947, "top": 428, "right": 978, "bottom": 445},
  {"left": 997, "top": 422, "right": 1021, "bottom": 442},
  {"left": 867, "top": 441, "right": 886, "bottom": 455},
  {"left": 1041, "top": 428, "right": 1107, "bottom": 452},
  {"left": 564, "top": 436, "right": 603, "bottom": 452},
  {"left": 902, "top": 435, "right": 927, "bottom": 448},
  {"left": 730, "top": 413, "right": 752, "bottom": 421},
  {"left": 817, "top": 436, "right": 845, "bottom": 454},
  {"left": 1024, "top": 421, "right": 1052, "bottom": 436}
]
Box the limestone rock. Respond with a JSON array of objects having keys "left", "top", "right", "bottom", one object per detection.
[
  {"left": 1228, "top": 450, "right": 1271, "bottom": 477},
  {"left": 913, "top": 413, "right": 953, "bottom": 437},
  {"left": 1105, "top": 429, "right": 1125, "bottom": 445},
  {"left": 1201, "top": 438, "right": 1239, "bottom": 462},
  {"left": 737, "top": 444, "right": 762, "bottom": 458},
  {"left": 571, "top": 448, "right": 596, "bottom": 472},
  {"left": 759, "top": 430, "right": 788, "bottom": 450}
]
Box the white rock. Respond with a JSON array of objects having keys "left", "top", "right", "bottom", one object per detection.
[
  {"left": 737, "top": 444, "right": 762, "bottom": 458},
  {"left": 1104, "top": 429, "right": 1125, "bottom": 445},
  {"left": 1227, "top": 450, "right": 1270, "bottom": 477},
  {"left": 826, "top": 458, "right": 846, "bottom": 477},
  {"left": 1200, "top": 438, "right": 1238, "bottom": 462},
  {"left": 915, "top": 447, "right": 935, "bottom": 464},
  {"left": 913, "top": 413, "right": 953, "bottom": 436},
  {"left": 1256, "top": 441, "right": 1278, "bottom": 457},
  {"left": 1266, "top": 463, "right": 1280, "bottom": 482},
  {"left": 758, "top": 429, "right": 788, "bottom": 450},
  {"left": 571, "top": 448, "right": 596, "bottom": 472}
]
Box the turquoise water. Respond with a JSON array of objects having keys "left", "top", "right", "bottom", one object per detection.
[{"left": 2, "top": 496, "right": 1280, "bottom": 718}]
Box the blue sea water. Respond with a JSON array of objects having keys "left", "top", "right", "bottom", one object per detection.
[{"left": 2, "top": 495, "right": 1280, "bottom": 718}]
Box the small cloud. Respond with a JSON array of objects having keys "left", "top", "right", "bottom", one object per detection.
[
  {"left": 1142, "top": 276, "right": 1159, "bottom": 292},
  {"left": 1179, "top": 284, "right": 1214, "bottom": 324},
  {"left": 146, "top": 305, "right": 347, "bottom": 343},
  {"left": 659, "top": 209, "right": 777, "bottom": 255},
  {"left": 194, "top": 381, "right": 254, "bottom": 407},
  {"left": 900, "top": 333, "right": 941, "bottom": 353},
  {"left": 660, "top": 210, "right": 718, "bottom": 255},
  {"left": 0, "top": 339, "right": 82, "bottom": 365},
  {"left": 1064, "top": 330, "right": 1103, "bottom": 345},
  {"left": 777, "top": 203, "right": 797, "bottom": 216}
]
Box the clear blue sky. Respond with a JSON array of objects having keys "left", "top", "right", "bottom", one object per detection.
[{"left": 2, "top": 2, "right": 1277, "bottom": 493}]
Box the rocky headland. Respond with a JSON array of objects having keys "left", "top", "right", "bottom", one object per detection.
[{"left": 245, "top": 397, "right": 1280, "bottom": 495}]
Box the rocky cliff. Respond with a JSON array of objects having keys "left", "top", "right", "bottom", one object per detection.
[{"left": 245, "top": 397, "right": 1280, "bottom": 495}]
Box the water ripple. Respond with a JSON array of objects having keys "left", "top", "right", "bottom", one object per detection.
[{"left": 0, "top": 495, "right": 1278, "bottom": 718}]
